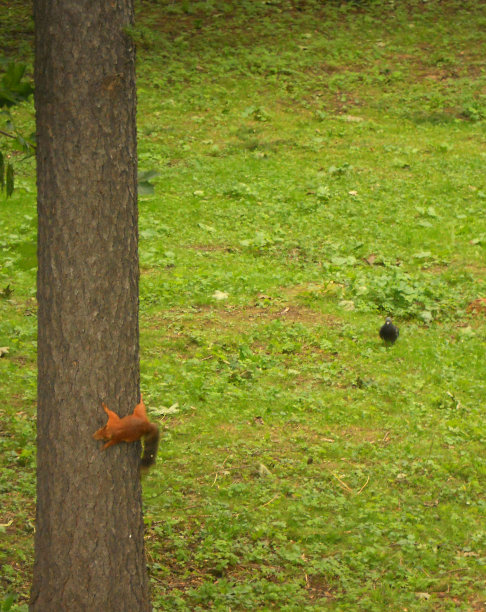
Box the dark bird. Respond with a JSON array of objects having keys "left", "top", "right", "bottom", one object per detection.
[{"left": 379, "top": 317, "right": 399, "bottom": 344}]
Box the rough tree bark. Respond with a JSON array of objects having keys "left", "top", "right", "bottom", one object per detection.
[{"left": 31, "top": 1, "right": 151, "bottom": 610}]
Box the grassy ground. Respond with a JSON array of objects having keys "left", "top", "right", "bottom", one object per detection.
[{"left": 1, "top": 0, "right": 486, "bottom": 609}]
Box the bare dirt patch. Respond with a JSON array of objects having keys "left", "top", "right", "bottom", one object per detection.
[{"left": 146, "top": 299, "right": 340, "bottom": 333}]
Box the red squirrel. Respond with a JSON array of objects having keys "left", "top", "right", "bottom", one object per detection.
[{"left": 93, "top": 395, "right": 159, "bottom": 468}]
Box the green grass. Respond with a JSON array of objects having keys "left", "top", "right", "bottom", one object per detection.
[{"left": 1, "top": 0, "right": 486, "bottom": 609}]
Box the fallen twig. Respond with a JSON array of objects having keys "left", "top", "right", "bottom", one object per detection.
[
  {"left": 357, "top": 474, "right": 370, "bottom": 495},
  {"left": 332, "top": 472, "right": 352, "bottom": 492},
  {"left": 260, "top": 494, "right": 279, "bottom": 508}
]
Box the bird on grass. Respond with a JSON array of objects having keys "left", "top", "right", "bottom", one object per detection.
[{"left": 379, "top": 317, "right": 399, "bottom": 345}]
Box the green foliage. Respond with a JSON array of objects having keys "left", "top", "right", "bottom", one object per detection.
[
  {"left": 0, "top": 151, "right": 4, "bottom": 190},
  {"left": 0, "top": 60, "right": 33, "bottom": 109},
  {"left": 1, "top": 593, "right": 28, "bottom": 612},
  {"left": 0, "top": 60, "right": 35, "bottom": 197},
  {"left": 6, "top": 162, "right": 14, "bottom": 198},
  {"left": 2, "top": 0, "right": 486, "bottom": 609},
  {"left": 138, "top": 169, "right": 159, "bottom": 196},
  {"left": 347, "top": 266, "right": 457, "bottom": 321}
]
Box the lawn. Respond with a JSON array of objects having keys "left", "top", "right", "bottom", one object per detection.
[{"left": 1, "top": 0, "right": 486, "bottom": 609}]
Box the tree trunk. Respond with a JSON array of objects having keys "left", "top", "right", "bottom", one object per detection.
[{"left": 31, "top": 1, "right": 150, "bottom": 610}]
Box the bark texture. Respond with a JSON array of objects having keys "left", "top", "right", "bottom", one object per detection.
[{"left": 31, "top": 1, "right": 150, "bottom": 610}]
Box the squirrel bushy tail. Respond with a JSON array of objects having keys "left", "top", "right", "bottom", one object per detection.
[{"left": 141, "top": 425, "right": 160, "bottom": 469}]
